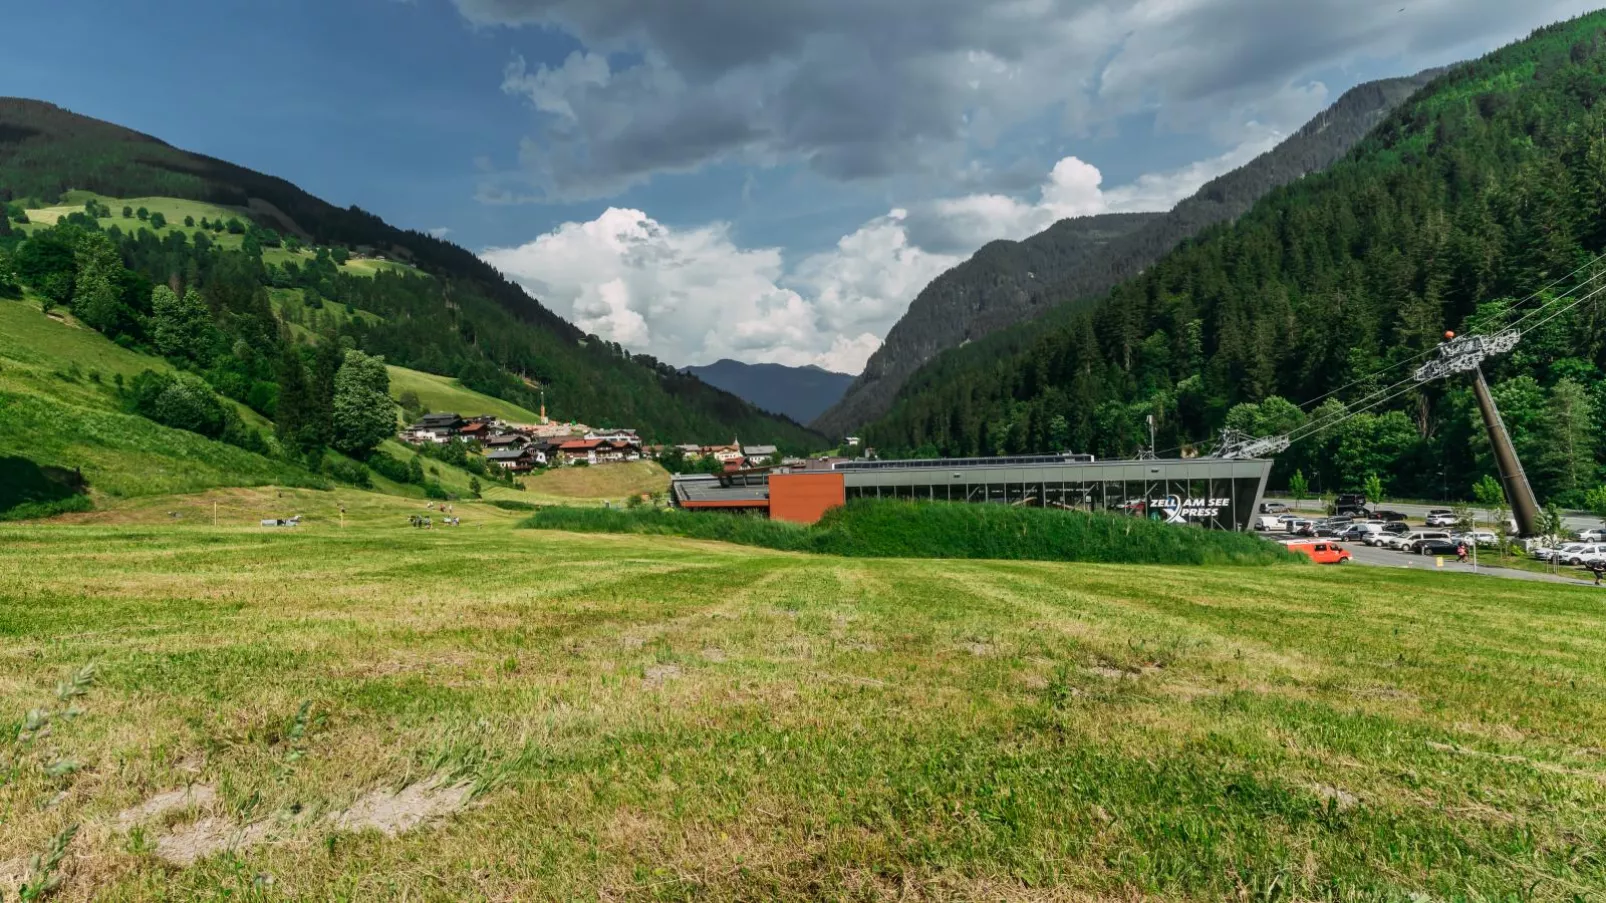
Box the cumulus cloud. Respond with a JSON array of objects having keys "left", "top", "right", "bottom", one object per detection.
[
  {"left": 480, "top": 208, "right": 959, "bottom": 373},
  {"left": 453, "top": 0, "right": 1597, "bottom": 200},
  {"left": 904, "top": 136, "right": 1282, "bottom": 253},
  {"left": 478, "top": 144, "right": 1284, "bottom": 371}
]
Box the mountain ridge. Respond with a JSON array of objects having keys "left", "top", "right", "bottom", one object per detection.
[
  {"left": 813, "top": 66, "right": 1445, "bottom": 437},
  {"left": 0, "top": 98, "right": 822, "bottom": 446},
  {"left": 683, "top": 358, "right": 855, "bottom": 425}
]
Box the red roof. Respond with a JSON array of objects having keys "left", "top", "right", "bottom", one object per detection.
[{"left": 559, "top": 439, "right": 603, "bottom": 451}]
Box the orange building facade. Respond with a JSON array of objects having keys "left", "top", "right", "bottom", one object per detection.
[{"left": 768, "top": 472, "right": 846, "bottom": 524}]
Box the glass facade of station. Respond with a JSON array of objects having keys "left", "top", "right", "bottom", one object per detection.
[{"left": 837, "top": 458, "right": 1272, "bottom": 532}]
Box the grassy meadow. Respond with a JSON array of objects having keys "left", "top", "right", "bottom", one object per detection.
[
  {"left": 18, "top": 192, "right": 418, "bottom": 279},
  {"left": 386, "top": 364, "right": 546, "bottom": 424},
  {"left": 520, "top": 460, "right": 670, "bottom": 504},
  {"left": 0, "top": 295, "right": 526, "bottom": 514},
  {"left": 2, "top": 490, "right": 1606, "bottom": 900}
]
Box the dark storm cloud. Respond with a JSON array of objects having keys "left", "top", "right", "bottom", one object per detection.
[{"left": 454, "top": 0, "right": 1600, "bottom": 200}]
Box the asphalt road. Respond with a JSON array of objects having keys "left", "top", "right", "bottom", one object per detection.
[
  {"left": 1338, "top": 539, "right": 1597, "bottom": 584},
  {"left": 1264, "top": 530, "right": 1600, "bottom": 584},
  {"left": 1262, "top": 498, "right": 1604, "bottom": 533}
]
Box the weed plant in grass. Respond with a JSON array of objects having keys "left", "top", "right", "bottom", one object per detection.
[{"left": 524, "top": 499, "right": 1299, "bottom": 565}]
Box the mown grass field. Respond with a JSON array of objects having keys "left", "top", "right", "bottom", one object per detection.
[
  {"left": 3, "top": 493, "right": 1605, "bottom": 900},
  {"left": 386, "top": 364, "right": 546, "bottom": 424},
  {"left": 520, "top": 460, "right": 669, "bottom": 503}
]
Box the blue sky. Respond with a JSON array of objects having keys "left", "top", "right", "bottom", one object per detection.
[{"left": 4, "top": 0, "right": 1600, "bottom": 371}]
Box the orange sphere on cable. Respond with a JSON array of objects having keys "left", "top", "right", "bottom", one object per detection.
[{"left": 1444, "top": 331, "right": 1456, "bottom": 340}]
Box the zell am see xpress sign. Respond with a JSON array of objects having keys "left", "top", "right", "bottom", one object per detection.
[{"left": 1151, "top": 495, "right": 1230, "bottom": 524}]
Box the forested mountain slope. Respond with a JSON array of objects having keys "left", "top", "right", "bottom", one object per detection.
[
  {"left": 684, "top": 359, "right": 854, "bottom": 424},
  {"left": 866, "top": 12, "right": 1606, "bottom": 505},
  {"left": 0, "top": 99, "right": 821, "bottom": 446},
  {"left": 816, "top": 68, "right": 1442, "bottom": 436}
]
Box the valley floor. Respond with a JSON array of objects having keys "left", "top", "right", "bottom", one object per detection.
[{"left": 2, "top": 491, "right": 1605, "bottom": 900}]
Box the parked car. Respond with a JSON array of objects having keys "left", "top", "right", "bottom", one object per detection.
[
  {"left": 1255, "top": 515, "right": 1283, "bottom": 532},
  {"left": 1285, "top": 519, "right": 1314, "bottom": 536},
  {"left": 1416, "top": 538, "right": 1464, "bottom": 557},
  {"left": 1558, "top": 543, "right": 1606, "bottom": 566},
  {"left": 1373, "top": 509, "right": 1408, "bottom": 522},
  {"left": 1260, "top": 502, "right": 1290, "bottom": 515},
  {"left": 1535, "top": 542, "right": 1587, "bottom": 563},
  {"left": 1364, "top": 523, "right": 1412, "bottom": 546},
  {"left": 1386, "top": 530, "right": 1451, "bottom": 552},
  {"left": 1453, "top": 531, "right": 1498, "bottom": 547},
  {"left": 1424, "top": 509, "right": 1458, "bottom": 527},
  {"left": 1287, "top": 541, "right": 1352, "bottom": 564},
  {"left": 1577, "top": 528, "right": 1606, "bottom": 542},
  {"left": 1334, "top": 493, "right": 1370, "bottom": 516}
]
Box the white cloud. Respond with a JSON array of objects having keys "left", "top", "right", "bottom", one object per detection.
[
  {"left": 906, "top": 134, "right": 1282, "bottom": 252},
  {"left": 427, "top": 227, "right": 452, "bottom": 238},
  {"left": 478, "top": 138, "right": 1304, "bottom": 372},
  {"left": 479, "top": 208, "right": 959, "bottom": 374}
]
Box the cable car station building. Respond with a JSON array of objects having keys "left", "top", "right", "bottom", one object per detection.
[{"left": 670, "top": 454, "right": 1273, "bottom": 530}]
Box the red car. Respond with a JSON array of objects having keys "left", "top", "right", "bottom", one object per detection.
[{"left": 1286, "top": 541, "right": 1352, "bottom": 564}]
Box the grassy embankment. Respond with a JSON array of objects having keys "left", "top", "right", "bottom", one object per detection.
[
  {"left": 2, "top": 498, "right": 1605, "bottom": 899},
  {"left": 525, "top": 499, "right": 1299, "bottom": 565}
]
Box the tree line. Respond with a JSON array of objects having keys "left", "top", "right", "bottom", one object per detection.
[{"left": 867, "top": 12, "right": 1606, "bottom": 506}]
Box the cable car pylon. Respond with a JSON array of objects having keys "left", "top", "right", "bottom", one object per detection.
[{"left": 1415, "top": 329, "right": 1539, "bottom": 537}]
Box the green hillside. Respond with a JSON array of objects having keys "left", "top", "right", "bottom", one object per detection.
[
  {"left": 867, "top": 11, "right": 1606, "bottom": 506},
  {"left": 386, "top": 364, "right": 545, "bottom": 423},
  {"left": 0, "top": 293, "right": 519, "bottom": 517},
  {"left": 0, "top": 98, "right": 822, "bottom": 448},
  {"left": 21, "top": 191, "right": 419, "bottom": 278}
]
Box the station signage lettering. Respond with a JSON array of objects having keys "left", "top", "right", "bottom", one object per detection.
[{"left": 1152, "top": 496, "right": 1231, "bottom": 524}]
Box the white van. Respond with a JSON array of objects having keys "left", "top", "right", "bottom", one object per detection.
[
  {"left": 1255, "top": 515, "right": 1283, "bottom": 531},
  {"left": 1384, "top": 530, "right": 1450, "bottom": 552}
]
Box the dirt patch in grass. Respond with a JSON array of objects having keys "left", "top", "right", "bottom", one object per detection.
[
  {"left": 155, "top": 817, "right": 277, "bottom": 867},
  {"left": 115, "top": 783, "right": 216, "bottom": 830},
  {"left": 643, "top": 663, "right": 683, "bottom": 686},
  {"left": 330, "top": 778, "right": 474, "bottom": 837},
  {"left": 130, "top": 777, "right": 473, "bottom": 866},
  {"left": 1311, "top": 784, "right": 1360, "bottom": 810}
]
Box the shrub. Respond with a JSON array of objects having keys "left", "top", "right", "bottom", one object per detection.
[
  {"left": 323, "top": 457, "right": 373, "bottom": 489},
  {"left": 523, "top": 500, "right": 1299, "bottom": 566},
  {"left": 489, "top": 499, "right": 538, "bottom": 511}
]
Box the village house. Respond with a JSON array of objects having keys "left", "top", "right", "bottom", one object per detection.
[
  {"left": 674, "top": 444, "right": 703, "bottom": 459},
  {"left": 740, "top": 444, "right": 778, "bottom": 466},
  {"left": 485, "top": 446, "right": 544, "bottom": 472},
  {"left": 404, "top": 412, "right": 466, "bottom": 443},
  {"left": 483, "top": 433, "right": 530, "bottom": 450},
  {"left": 702, "top": 441, "right": 745, "bottom": 466}
]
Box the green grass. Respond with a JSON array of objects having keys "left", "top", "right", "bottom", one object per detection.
[
  {"left": 19, "top": 192, "right": 419, "bottom": 278},
  {"left": 386, "top": 363, "right": 545, "bottom": 423},
  {"left": 0, "top": 296, "right": 516, "bottom": 510},
  {"left": 2, "top": 505, "right": 1605, "bottom": 899},
  {"left": 519, "top": 460, "right": 669, "bottom": 504},
  {"left": 525, "top": 499, "right": 1301, "bottom": 565}
]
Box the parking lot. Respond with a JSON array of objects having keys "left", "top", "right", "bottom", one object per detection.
[{"left": 1259, "top": 510, "right": 1603, "bottom": 585}]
